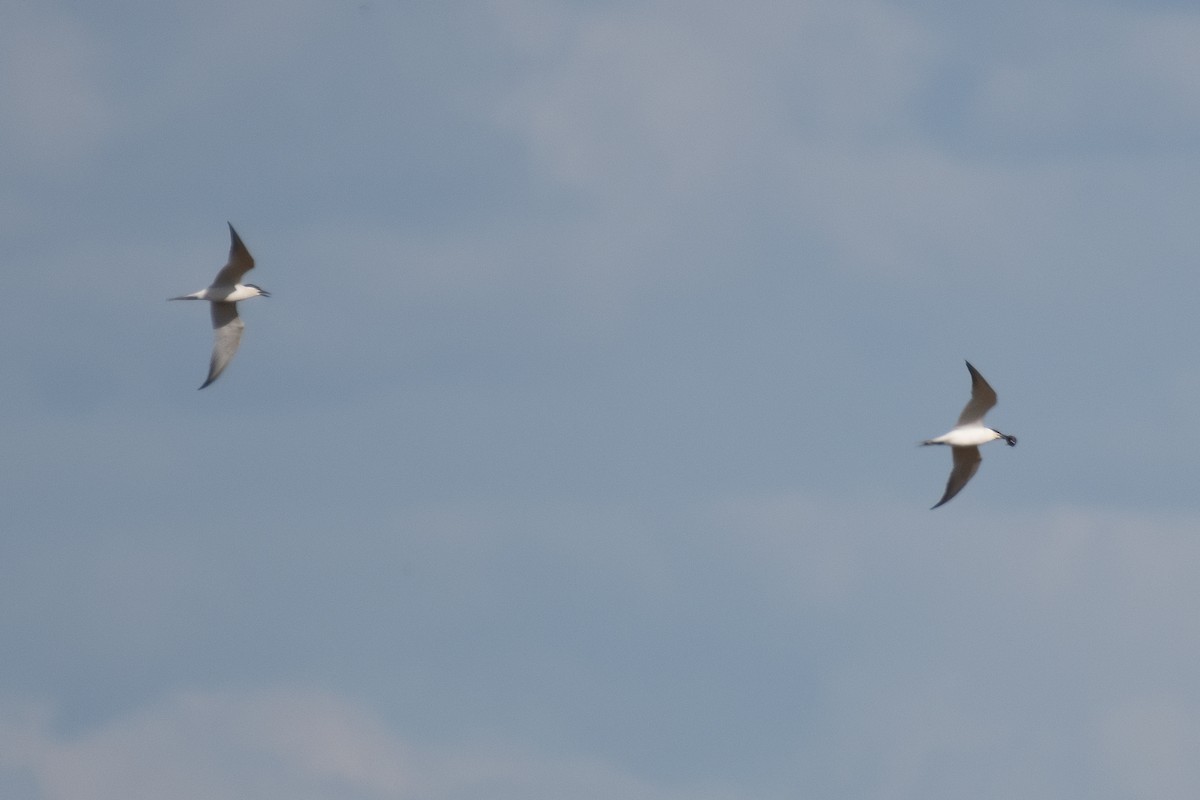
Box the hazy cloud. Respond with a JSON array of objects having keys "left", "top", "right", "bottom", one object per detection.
[{"left": 7, "top": 2, "right": 1200, "bottom": 798}]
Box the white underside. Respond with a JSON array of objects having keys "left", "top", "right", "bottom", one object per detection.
[
  {"left": 200, "top": 284, "right": 262, "bottom": 302},
  {"left": 928, "top": 425, "right": 1002, "bottom": 446}
]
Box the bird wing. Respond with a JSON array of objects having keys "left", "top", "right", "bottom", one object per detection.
[
  {"left": 212, "top": 223, "right": 255, "bottom": 287},
  {"left": 955, "top": 360, "right": 998, "bottom": 426},
  {"left": 200, "top": 302, "right": 244, "bottom": 389},
  {"left": 931, "top": 445, "right": 982, "bottom": 509}
]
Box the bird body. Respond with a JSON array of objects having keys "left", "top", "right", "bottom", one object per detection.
[
  {"left": 922, "top": 426, "right": 1007, "bottom": 448},
  {"left": 170, "top": 283, "right": 266, "bottom": 303},
  {"left": 922, "top": 361, "right": 1016, "bottom": 509},
  {"left": 169, "top": 223, "right": 268, "bottom": 389}
]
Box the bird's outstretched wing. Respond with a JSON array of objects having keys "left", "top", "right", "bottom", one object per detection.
[
  {"left": 931, "top": 445, "right": 982, "bottom": 509},
  {"left": 955, "top": 360, "right": 998, "bottom": 426},
  {"left": 212, "top": 223, "right": 255, "bottom": 287},
  {"left": 200, "top": 302, "right": 244, "bottom": 389}
]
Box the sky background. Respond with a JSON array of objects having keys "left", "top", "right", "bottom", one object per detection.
[{"left": 5, "top": 0, "right": 1200, "bottom": 797}]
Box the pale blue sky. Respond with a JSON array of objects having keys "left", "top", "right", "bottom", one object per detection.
[{"left": 5, "top": 1, "right": 1200, "bottom": 797}]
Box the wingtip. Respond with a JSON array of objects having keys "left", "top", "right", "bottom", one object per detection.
[
  {"left": 930, "top": 491, "right": 956, "bottom": 509},
  {"left": 224, "top": 223, "right": 253, "bottom": 270}
]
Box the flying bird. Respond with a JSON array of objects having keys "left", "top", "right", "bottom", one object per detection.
[
  {"left": 170, "top": 223, "right": 269, "bottom": 388},
  {"left": 922, "top": 361, "right": 1017, "bottom": 509}
]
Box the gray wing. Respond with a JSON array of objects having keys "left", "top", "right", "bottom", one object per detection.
[
  {"left": 212, "top": 223, "right": 255, "bottom": 287},
  {"left": 955, "top": 360, "right": 998, "bottom": 426},
  {"left": 200, "top": 302, "right": 244, "bottom": 389},
  {"left": 931, "top": 445, "right": 982, "bottom": 509}
]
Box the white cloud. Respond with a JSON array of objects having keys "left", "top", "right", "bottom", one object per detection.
[
  {"left": 8, "top": 492, "right": 1200, "bottom": 798},
  {"left": 486, "top": 0, "right": 1200, "bottom": 294},
  {"left": 710, "top": 494, "right": 1200, "bottom": 620},
  {"left": 475, "top": 0, "right": 961, "bottom": 312},
  {"left": 0, "top": 688, "right": 734, "bottom": 800},
  {"left": 493, "top": 0, "right": 934, "bottom": 197},
  {"left": 0, "top": 690, "right": 409, "bottom": 800}
]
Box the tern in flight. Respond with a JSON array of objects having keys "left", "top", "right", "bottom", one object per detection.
[
  {"left": 170, "top": 223, "right": 269, "bottom": 388},
  {"left": 921, "top": 361, "right": 1016, "bottom": 509}
]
